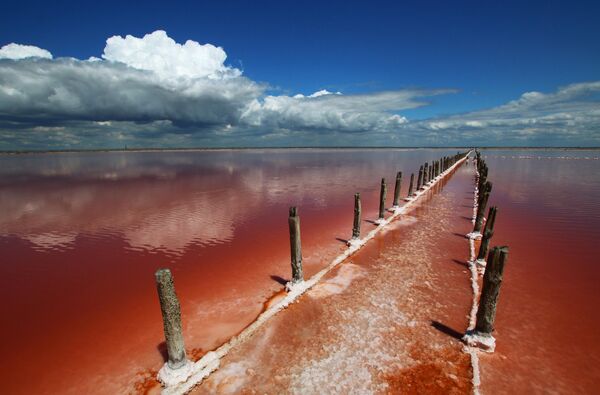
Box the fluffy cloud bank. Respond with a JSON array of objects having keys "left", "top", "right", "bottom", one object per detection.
[
  {"left": 0, "top": 30, "right": 599, "bottom": 148},
  {"left": 0, "top": 30, "right": 444, "bottom": 148},
  {"left": 0, "top": 43, "right": 53, "bottom": 60},
  {"left": 101, "top": 30, "right": 240, "bottom": 81},
  {"left": 409, "top": 81, "right": 600, "bottom": 145}
]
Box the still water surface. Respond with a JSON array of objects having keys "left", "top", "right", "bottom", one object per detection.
[
  {"left": 0, "top": 149, "right": 457, "bottom": 394},
  {"left": 0, "top": 148, "right": 598, "bottom": 394}
]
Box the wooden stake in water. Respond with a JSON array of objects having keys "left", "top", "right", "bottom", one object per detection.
[
  {"left": 475, "top": 246, "right": 509, "bottom": 335},
  {"left": 477, "top": 206, "right": 497, "bottom": 262},
  {"left": 393, "top": 171, "right": 402, "bottom": 206},
  {"left": 155, "top": 268, "right": 188, "bottom": 369},
  {"left": 474, "top": 182, "right": 492, "bottom": 233},
  {"left": 288, "top": 207, "right": 303, "bottom": 283},
  {"left": 378, "top": 178, "right": 387, "bottom": 220},
  {"left": 408, "top": 173, "right": 415, "bottom": 197},
  {"left": 352, "top": 193, "right": 361, "bottom": 239},
  {"left": 417, "top": 166, "right": 423, "bottom": 190}
]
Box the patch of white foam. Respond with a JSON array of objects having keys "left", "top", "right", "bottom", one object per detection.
[{"left": 159, "top": 154, "right": 472, "bottom": 394}]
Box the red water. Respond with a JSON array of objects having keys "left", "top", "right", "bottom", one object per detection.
[
  {"left": 194, "top": 161, "right": 475, "bottom": 394},
  {"left": 0, "top": 149, "right": 461, "bottom": 394},
  {"left": 475, "top": 150, "right": 600, "bottom": 394}
]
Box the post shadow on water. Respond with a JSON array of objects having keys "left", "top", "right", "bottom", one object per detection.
[
  {"left": 450, "top": 258, "right": 469, "bottom": 268},
  {"left": 157, "top": 341, "right": 168, "bottom": 363},
  {"left": 336, "top": 237, "right": 349, "bottom": 244},
  {"left": 431, "top": 320, "right": 463, "bottom": 341},
  {"left": 270, "top": 275, "right": 288, "bottom": 286},
  {"left": 452, "top": 232, "right": 469, "bottom": 239}
]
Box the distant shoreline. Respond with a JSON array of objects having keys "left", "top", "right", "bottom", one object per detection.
[{"left": 1, "top": 146, "right": 599, "bottom": 155}]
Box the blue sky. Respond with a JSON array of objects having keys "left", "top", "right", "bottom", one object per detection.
[{"left": 0, "top": 0, "right": 599, "bottom": 148}]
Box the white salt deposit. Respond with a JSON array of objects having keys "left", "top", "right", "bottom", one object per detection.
[
  {"left": 308, "top": 263, "right": 366, "bottom": 298},
  {"left": 463, "top": 331, "right": 496, "bottom": 353},
  {"left": 158, "top": 360, "right": 195, "bottom": 387},
  {"left": 159, "top": 154, "right": 471, "bottom": 394},
  {"left": 463, "top": 154, "right": 485, "bottom": 395}
]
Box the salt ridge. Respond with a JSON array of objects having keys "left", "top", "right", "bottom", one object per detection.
[
  {"left": 159, "top": 154, "right": 471, "bottom": 394},
  {"left": 463, "top": 155, "right": 483, "bottom": 395}
]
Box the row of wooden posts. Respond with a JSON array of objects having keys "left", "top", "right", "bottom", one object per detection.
[
  {"left": 469, "top": 151, "right": 509, "bottom": 345},
  {"left": 153, "top": 151, "right": 469, "bottom": 374}
]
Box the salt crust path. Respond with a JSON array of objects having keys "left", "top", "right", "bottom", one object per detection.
[
  {"left": 183, "top": 159, "right": 478, "bottom": 394},
  {"left": 162, "top": 155, "right": 471, "bottom": 394},
  {"left": 464, "top": 159, "right": 483, "bottom": 395}
]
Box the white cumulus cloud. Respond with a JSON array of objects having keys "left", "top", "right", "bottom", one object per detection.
[
  {"left": 0, "top": 43, "right": 53, "bottom": 60},
  {"left": 101, "top": 30, "right": 240, "bottom": 81}
]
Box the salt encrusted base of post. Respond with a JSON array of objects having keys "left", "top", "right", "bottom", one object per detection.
[
  {"left": 155, "top": 268, "right": 193, "bottom": 386},
  {"left": 286, "top": 207, "right": 303, "bottom": 291},
  {"left": 463, "top": 246, "right": 509, "bottom": 352}
]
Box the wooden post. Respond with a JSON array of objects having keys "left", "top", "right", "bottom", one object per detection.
[
  {"left": 289, "top": 207, "right": 303, "bottom": 283},
  {"left": 477, "top": 206, "right": 497, "bottom": 263},
  {"left": 407, "top": 173, "right": 414, "bottom": 197},
  {"left": 155, "top": 268, "right": 188, "bottom": 369},
  {"left": 378, "top": 178, "right": 387, "bottom": 220},
  {"left": 475, "top": 246, "right": 509, "bottom": 335},
  {"left": 393, "top": 171, "right": 402, "bottom": 206},
  {"left": 423, "top": 163, "right": 428, "bottom": 186},
  {"left": 474, "top": 182, "right": 492, "bottom": 233},
  {"left": 352, "top": 193, "right": 361, "bottom": 239},
  {"left": 416, "top": 166, "right": 423, "bottom": 190}
]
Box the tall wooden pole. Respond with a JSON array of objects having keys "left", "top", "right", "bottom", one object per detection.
[
  {"left": 155, "top": 268, "right": 188, "bottom": 369},
  {"left": 477, "top": 206, "right": 497, "bottom": 263},
  {"left": 288, "top": 207, "right": 303, "bottom": 283},
  {"left": 352, "top": 193, "right": 361, "bottom": 239},
  {"left": 393, "top": 171, "right": 402, "bottom": 207},
  {"left": 378, "top": 178, "right": 387, "bottom": 220},
  {"left": 474, "top": 182, "right": 492, "bottom": 233},
  {"left": 475, "top": 246, "right": 509, "bottom": 335}
]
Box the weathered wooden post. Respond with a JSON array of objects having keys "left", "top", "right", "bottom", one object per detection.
[
  {"left": 476, "top": 206, "right": 497, "bottom": 265},
  {"left": 288, "top": 207, "right": 303, "bottom": 285},
  {"left": 352, "top": 193, "right": 361, "bottom": 240},
  {"left": 474, "top": 182, "right": 492, "bottom": 233},
  {"left": 422, "top": 163, "right": 428, "bottom": 186},
  {"left": 378, "top": 178, "right": 387, "bottom": 222},
  {"left": 407, "top": 173, "right": 415, "bottom": 198},
  {"left": 392, "top": 171, "right": 402, "bottom": 207},
  {"left": 416, "top": 166, "right": 423, "bottom": 190},
  {"left": 464, "top": 246, "right": 509, "bottom": 352},
  {"left": 155, "top": 268, "right": 188, "bottom": 370}
]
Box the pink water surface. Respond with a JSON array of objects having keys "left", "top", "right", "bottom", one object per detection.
[
  {"left": 476, "top": 149, "right": 600, "bottom": 394},
  {"left": 0, "top": 148, "right": 459, "bottom": 394}
]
